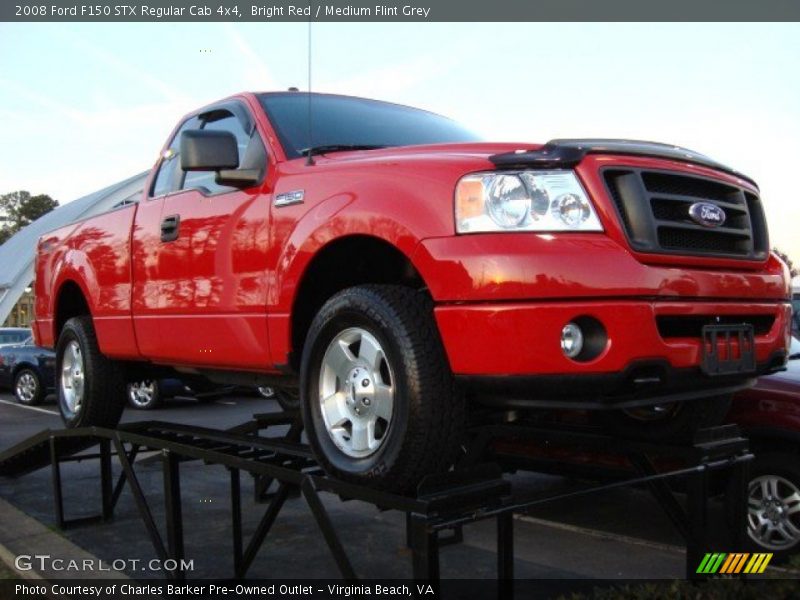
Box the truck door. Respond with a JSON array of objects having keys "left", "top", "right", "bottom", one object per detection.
[
  {"left": 132, "top": 102, "right": 272, "bottom": 369},
  {"left": 132, "top": 115, "right": 200, "bottom": 359}
]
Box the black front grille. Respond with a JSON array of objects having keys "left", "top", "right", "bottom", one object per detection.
[
  {"left": 603, "top": 169, "right": 769, "bottom": 260},
  {"left": 657, "top": 315, "right": 775, "bottom": 338}
]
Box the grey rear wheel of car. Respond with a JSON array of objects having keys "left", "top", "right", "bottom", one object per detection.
[
  {"left": 598, "top": 394, "right": 732, "bottom": 442},
  {"left": 15, "top": 368, "right": 44, "bottom": 406},
  {"left": 127, "top": 380, "right": 161, "bottom": 410},
  {"left": 727, "top": 453, "right": 800, "bottom": 562},
  {"left": 300, "top": 285, "right": 464, "bottom": 494},
  {"left": 56, "top": 316, "right": 126, "bottom": 428}
]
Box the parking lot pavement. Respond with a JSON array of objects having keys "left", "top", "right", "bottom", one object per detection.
[{"left": 0, "top": 391, "right": 771, "bottom": 581}]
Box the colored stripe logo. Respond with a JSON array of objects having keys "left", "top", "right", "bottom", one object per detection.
[{"left": 696, "top": 552, "right": 772, "bottom": 574}]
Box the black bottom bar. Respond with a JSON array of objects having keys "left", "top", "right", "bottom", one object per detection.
[{"left": 19, "top": 416, "right": 752, "bottom": 587}]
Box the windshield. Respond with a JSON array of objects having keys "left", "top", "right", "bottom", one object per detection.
[
  {"left": 0, "top": 329, "right": 31, "bottom": 345},
  {"left": 259, "top": 93, "right": 481, "bottom": 159}
]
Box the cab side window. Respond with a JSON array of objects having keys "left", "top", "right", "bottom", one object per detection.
[
  {"left": 181, "top": 110, "right": 266, "bottom": 195},
  {"left": 150, "top": 117, "right": 201, "bottom": 198}
]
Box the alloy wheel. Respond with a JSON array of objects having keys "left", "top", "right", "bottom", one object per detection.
[
  {"left": 61, "top": 340, "right": 84, "bottom": 416},
  {"left": 747, "top": 474, "right": 800, "bottom": 551},
  {"left": 128, "top": 380, "right": 157, "bottom": 408},
  {"left": 16, "top": 372, "right": 38, "bottom": 404},
  {"left": 318, "top": 327, "right": 395, "bottom": 458}
]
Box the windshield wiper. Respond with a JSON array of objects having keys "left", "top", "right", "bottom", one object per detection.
[{"left": 300, "top": 144, "right": 387, "bottom": 158}]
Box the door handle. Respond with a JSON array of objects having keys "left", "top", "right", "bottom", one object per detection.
[{"left": 160, "top": 214, "right": 180, "bottom": 242}]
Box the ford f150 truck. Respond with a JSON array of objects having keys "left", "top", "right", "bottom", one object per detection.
[{"left": 33, "top": 92, "right": 792, "bottom": 493}]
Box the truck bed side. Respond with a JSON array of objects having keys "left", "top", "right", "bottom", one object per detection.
[{"left": 34, "top": 205, "right": 139, "bottom": 359}]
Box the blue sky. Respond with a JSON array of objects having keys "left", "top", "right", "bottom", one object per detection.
[{"left": 1, "top": 22, "right": 799, "bottom": 262}]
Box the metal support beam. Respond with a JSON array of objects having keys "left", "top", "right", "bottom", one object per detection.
[
  {"left": 162, "top": 450, "right": 184, "bottom": 581},
  {"left": 497, "top": 512, "right": 514, "bottom": 583},
  {"left": 230, "top": 468, "right": 243, "bottom": 576},
  {"left": 253, "top": 418, "right": 305, "bottom": 503},
  {"left": 110, "top": 444, "right": 139, "bottom": 510},
  {"left": 627, "top": 453, "right": 691, "bottom": 541},
  {"left": 685, "top": 467, "right": 710, "bottom": 580},
  {"left": 112, "top": 436, "right": 170, "bottom": 564},
  {"left": 49, "top": 436, "right": 65, "bottom": 529},
  {"left": 301, "top": 477, "right": 357, "bottom": 581},
  {"left": 729, "top": 454, "right": 751, "bottom": 551},
  {"left": 409, "top": 513, "right": 439, "bottom": 581},
  {"left": 100, "top": 439, "right": 113, "bottom": 521},
  {"left": 237, "top": 481, "right": 291, "bottom": 578}
]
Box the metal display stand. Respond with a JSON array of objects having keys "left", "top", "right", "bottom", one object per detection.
[{"left": 0, "top": 411, "right": 752, "bottom": 593}]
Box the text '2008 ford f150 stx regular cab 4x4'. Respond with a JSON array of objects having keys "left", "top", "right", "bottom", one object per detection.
[{"left": 33, "top": 92, "right": 792, "bottom": 492}]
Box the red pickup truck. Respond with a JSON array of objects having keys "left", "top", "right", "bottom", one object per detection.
[{"left": 33, "top": 92, "right": 792, "bottom": 492}]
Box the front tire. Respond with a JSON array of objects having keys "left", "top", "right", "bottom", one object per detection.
[
  {"left": 14, "top": 368, "right": 45, "bottom": 406},
  {"left": 56, "top": 316, "right": 126, "bottom": 428},
  {"left": 300, "top": 285, "right": 464, "bottom": 494}
]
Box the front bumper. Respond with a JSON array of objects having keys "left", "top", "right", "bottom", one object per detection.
[
  {"left": 435, "top": 299, "right": 791, "bottom": 408},
  {"left": 436, "top": 299, "right": 790, "bottom": 375}
]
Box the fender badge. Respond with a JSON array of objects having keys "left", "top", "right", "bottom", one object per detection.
[{"left": 275, "top": 190, "right": 304, "bottom": 207}]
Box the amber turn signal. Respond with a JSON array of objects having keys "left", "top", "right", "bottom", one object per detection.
[{"left": 455, "top": 177, "right": 485, "bottom": 220}]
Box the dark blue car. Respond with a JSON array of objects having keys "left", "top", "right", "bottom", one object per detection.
[{"left": 0, "top": 334, "right": 55, "bottom": 405}]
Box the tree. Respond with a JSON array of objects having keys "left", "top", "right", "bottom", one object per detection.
[
  {"left": 0, "top": 191, "right": 59, "bottom": 245},
  {"left": 772, "top": 247, "right": 798, "bottom": 279}
]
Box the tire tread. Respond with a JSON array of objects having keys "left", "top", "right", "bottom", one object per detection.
[{"left": 301, "top": 285, "right": 464, "bottom": 494}]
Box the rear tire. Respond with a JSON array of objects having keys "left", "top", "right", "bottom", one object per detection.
[
  {"left": 300, "top": 285, "right": 464, "bottom": 494},
  {"left": 14, "top": 368, "right": 45, "bottom": 406},
  {"left": 598, "top": 394, "right": 732, "bottom": 442},
  {"left": 56, "top": 316, "right": 126, "bottom": 428}
]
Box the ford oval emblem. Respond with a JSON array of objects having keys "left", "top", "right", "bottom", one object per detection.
[{"left": 688, "top": 202, "right": 726, "bottom": 228}]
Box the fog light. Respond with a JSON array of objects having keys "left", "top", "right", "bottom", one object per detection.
[{"left": 561, "top": 322, "right": 584, "bottom": 358}]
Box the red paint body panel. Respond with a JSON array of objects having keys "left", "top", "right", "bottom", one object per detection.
[
  {"left": 414, "top": 235, "right": 788, "bottom": 303},
  {"left": 32, "top": 92, "right": 791, "bottom": 395},
  {"left": 131, "top": 188, "right": 272, "bottom": 369},
  {"left": 34, "top": 206, "right": 139, "bottom": 358},
  {"left": 436, "top": 301, "right": 790, "bottom": 376}
]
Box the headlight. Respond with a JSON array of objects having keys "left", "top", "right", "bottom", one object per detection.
[{"left": 455, "top": 170, "right": 603, "bottom": 233}]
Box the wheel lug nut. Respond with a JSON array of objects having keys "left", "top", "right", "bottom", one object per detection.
[
  {"left": 362, "top": 379, "right": 369, "bottom": 387},
  {"left": 363, "top": 398, "right": 371, "bottom": 406}
]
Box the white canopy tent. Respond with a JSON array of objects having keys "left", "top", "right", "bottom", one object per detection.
[{"left": 0, "top": 172, "right": 148, "bottom": 327}]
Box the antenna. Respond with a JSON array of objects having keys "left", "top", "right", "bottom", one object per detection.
[{"left": 305, "top": 21, "right": 315, "bottom": 166}]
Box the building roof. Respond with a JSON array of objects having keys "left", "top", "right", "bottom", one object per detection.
[{"left": 0, "top": 172, "right": 148, "bottom": 325}]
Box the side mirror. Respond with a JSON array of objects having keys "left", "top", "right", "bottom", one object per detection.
[{"left": 180, "top": 130, "right": 239, "bottom": 171}]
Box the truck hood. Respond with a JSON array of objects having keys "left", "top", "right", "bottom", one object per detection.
[
  {"left": 314, "top": 139, "right": 755, "bottom": 186},
  {"left": 316, "top": 141, "right": 534, "bottom": 165}
]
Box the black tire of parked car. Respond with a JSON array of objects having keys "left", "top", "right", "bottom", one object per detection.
[
  {"left": 56, "top": 316, "right": 126, "bottom": 428},
  {"left": 14, "top": 368, "right": 45, "bottom": 406},
  {"left": 726, "top": 452, "right": 800, "bottom": 563},
  {"left": 274, "top": 387, "right": 301, "bottom": 411},
  {"left": 127, "top": 380, "right": 162, "bottom": 410},
  {"left": 300, "top": 285, "right": 464, "bottom": 494},
  {"left": 598, "top": 394, "right": 732, "bottom": 442}
]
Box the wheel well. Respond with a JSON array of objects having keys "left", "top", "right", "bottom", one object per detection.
[
  {"left": 289, "top": 235, "right": 426, "bottom": 371},
  {"left": 747, "top": 434, "right": 800, "bottom": 456},
  {"left": 55, "top": 281, "right": 90, "bottom": 340},
  {"left": 11, "top": 363, "right": 37, "bottom": 380}
]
